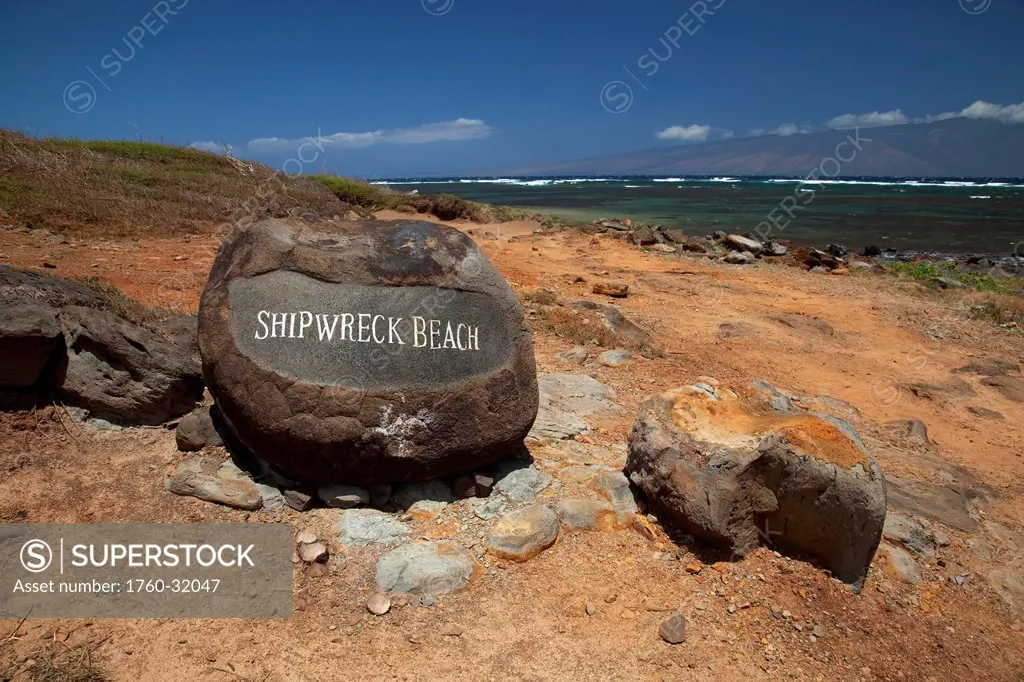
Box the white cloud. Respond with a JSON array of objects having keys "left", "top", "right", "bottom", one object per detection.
[
  {"left": 767, "top": 123, "right": 809, "bottom": 136},
  {"left": 264, "top": 118, "right": 492, "bottom": 151},
  {"left": 190, "top": 118, "right": 493, "bottom": 157},
  {"left": 655, "top": 124, "right": 715, "bottom": 142},
  {"left": 924, "top": 100, "right": 1024, "bottom": 124},
  {"left": 749, "top": 127, "right": 765, "bottom": 137},
  {"left": 189, "top": 141, "right": 226, "bottom": 154},
  {"left": 826, "top": 109, "right": 908, "bottom": 130}
]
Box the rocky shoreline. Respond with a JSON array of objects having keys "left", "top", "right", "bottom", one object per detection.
[{"left": 570, "top": 217, "right": 1024, "bottom": 280}]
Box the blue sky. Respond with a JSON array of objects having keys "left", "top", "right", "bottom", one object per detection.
[{"left": 1, "top": 0, "right": 1022, "bottom": 177}]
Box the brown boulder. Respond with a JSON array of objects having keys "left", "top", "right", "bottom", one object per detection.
[
  {"left": 626, "top": 383, "right": 886, "bottom": 590},
  {"left": 198, "top": 219, "right": 538, "bottom": 485}
]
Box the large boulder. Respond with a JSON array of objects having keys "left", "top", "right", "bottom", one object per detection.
[
  {"left": 0, "top": 301, "right": 61, "bottom": 390},
  {"left": 55, "top": 306, "right": 204, "bottom": 425},
  {"left": 626, "top": 383, "right": 886, "bottom": 590},
  {"left": 198, "top": 219, "right": 539, "bottom": 485},
  {"left": 0, "top": 265, "right": 203, "bottom": 423},
  {"left": 0, "top": 265, "right": 104, "bottom": 393}
]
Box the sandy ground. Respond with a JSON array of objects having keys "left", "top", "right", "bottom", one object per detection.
[{"left": 2, "top": 215, "right": 1024, "bottom": 681}]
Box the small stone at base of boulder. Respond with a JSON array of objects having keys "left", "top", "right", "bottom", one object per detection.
[
  {"left": 284, "top": 489, "right": 315, "bottom": 511},
  {"left": 317, "top": 485, "right": 370, "bottom": 509},
  {"left": 486, "top": 504, "right": 559, "bottom": 561},
  {"left": 165, "top": 457, "right": 263, "bottom": 510},
  {"left": 474, "top": 472, "right": 495, "bottom": 497},
  {"left": 175, "top": 406, "right": 223, "bottom": 452}
]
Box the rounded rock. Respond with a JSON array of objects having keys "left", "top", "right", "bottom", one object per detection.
[
  {"left": 366, "top": 592, "right": 391, "bottom": 616},
  {"left": 198, "top": 219, "right": 539, "bottom": 484},
  {"left": 486, "top": 504, "right": 559, "bottom": 562}
]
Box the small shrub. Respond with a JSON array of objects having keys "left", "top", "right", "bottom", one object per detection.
[
  {"left": 538, "top": 306, "right": 620, "bottom": 348},
  {"left": 521, "top": 288, "right": 557, "bottom": 306}
]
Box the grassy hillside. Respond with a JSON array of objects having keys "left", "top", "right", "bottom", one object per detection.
[{"left": 0, "top": 130, "right": 517, "bottom": 236}]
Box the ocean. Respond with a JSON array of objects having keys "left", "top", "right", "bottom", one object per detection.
[{"left": 369, "top": 176, "right": 1024, "bottom": 255}]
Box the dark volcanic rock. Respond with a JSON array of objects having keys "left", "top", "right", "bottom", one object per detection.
[
  {"left": 0, "top": 300, "right": 62, "bottom": 389},
  {"left": 626, "top": 383, "right": 886, "bottom": 590},
  {"left": 0, "top": 265, "right": 204, "bottom": 423},
  {"left": 0, "top": 264, "right": 106, "bottom": 309},
  {"left": 55, "top": 306, "right": 203, "bottom": 425},
  {"left": 631, "top": 224, "right": 659, "bottom": 246},
  {"left": 198, "top": 218, "right": 539, "bottom": 485},
  {"left": 176, "top": 405, "right": 225, "bottom": 451}
]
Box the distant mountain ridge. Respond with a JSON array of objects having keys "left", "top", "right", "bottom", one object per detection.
[{"left": 503, "top": 119, "right": 1024, "bottom": 178}]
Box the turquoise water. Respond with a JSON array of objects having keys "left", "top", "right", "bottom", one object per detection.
[{"left": 372, "top": 176, "right": 1024, "bottom": 254}]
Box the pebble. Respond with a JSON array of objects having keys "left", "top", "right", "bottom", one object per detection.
[
  {"left": 586, "top": 602, "right": 596, "bottom": 616},
  {"left": 366, "top": 593, "right": 391, "bottom": 616},
  {"left": 727, "top": 604, "right": 737, "bottom": 614},
  {"left": 604, "top": 592, "right": 618, "bottom": 604},
  {"left": 658, "top": 612, "right": 687, "bottom": 644},
  {"left": 297, "top": 542, "right": 328, "bottom": 563}
]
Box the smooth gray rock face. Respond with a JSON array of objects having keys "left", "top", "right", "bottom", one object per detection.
[
  {"left": 176, "top": 405, "right": 224, "bottom": 451},
  {"left": 255, "top": 482, "right": 286, "bottom": 511},
  {"left": 555, "top": 498, "right": 618, "bottom": 531},
  {"left": 199, "top": 219, "right": 539, "bottom": 485},
  {"left": 879, "top": 542, "right": 922, "bottom": 584},
  {"left": 493, "top": 461, "right": 552, "bottom": 503},
  {"left": 375, "top": 541, "right": 478, "bottom": 596},
  {"left": 626, "top": 384, "right": 886, "bottom": 591},
  {"left": 486, "top": 504, "right": 560, "bottom": 561},
  {"left": 165, "top": 457, "right": 263, "bottom": 510},
  {"left": 0, "top": 300, "right": 61, "bottom": 389},
  {"left": 230, "top": 274, "right": 513, "bottom": 388},
  {"left": 529, "top": 373, "right": 620, "bottom": 440},
  {"left": 339, "top": 509, "right": 410, "bottom": 547},
  {"left": 590, "top": 471, "right": 638, "bottom": 515},
  {"left": 57, "top": 306, "right": 203, "bottom": 425},
  {"left": 883, "top": 512, "right": 937, "bottom": 557}
]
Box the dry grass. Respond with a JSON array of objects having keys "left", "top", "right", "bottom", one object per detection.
[
  {"left": 0, "top": 644, "right": 111, "bottom": 682},
  {"left": 537, "top": 306, "right": 622, "bottom": 349},
  {"left": 520, "top": 287, "right": 557, "bottom": 306},
  {"left": 76, "top": 277, "right": 184, "bottom": 329},
  {"left": 0, "top": 130, "right": 349, "bottom": 237},
  {"left": 958, "top": 290, "right": 1024, "bottom": 328},
  {"left": 0, "top": 130, "right": 525, "bottom": 238}
]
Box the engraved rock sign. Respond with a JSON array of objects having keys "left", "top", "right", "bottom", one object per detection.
[{"left": 198, "top": 219, "right": 539, "bottom": 484}]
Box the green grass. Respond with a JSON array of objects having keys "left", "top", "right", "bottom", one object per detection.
[
  {"left": 310, "top": 175, "right": 395, "bottom": 209},
  {"left": 0, "top": 178, "right": 25, "bottom": 211},
  {"left": 44, "top": 138, "right": 231, "bottom": 169},
  {"left": 887, "top": 260, "right": 1020, "bottom": 294}
]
